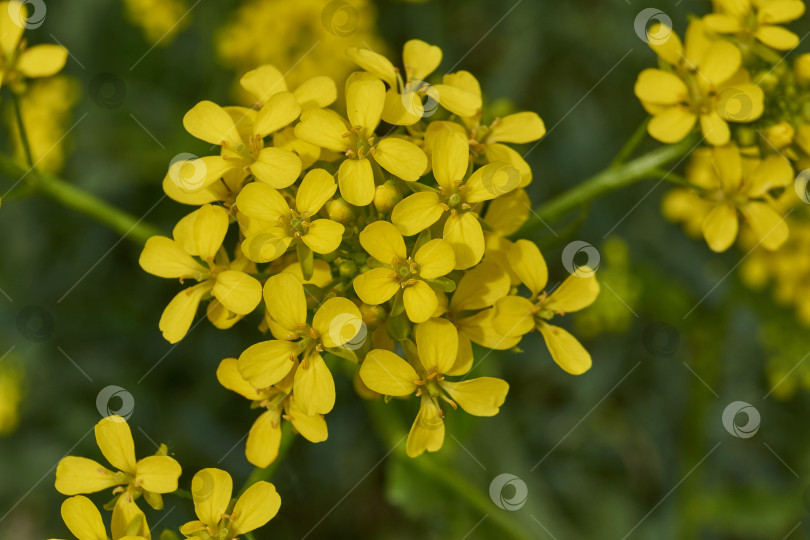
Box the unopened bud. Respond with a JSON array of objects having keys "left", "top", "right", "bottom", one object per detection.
[{"left": 373, "top": 181, "right": 402, "bottom": 213}]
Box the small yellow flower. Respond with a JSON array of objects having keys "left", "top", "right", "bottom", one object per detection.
[
  {"left": 59, "top": 495, "right": 147, "bottom": 540},
  {"left": 0, "top": 1, "right": 68, "bottom": 93},
  {"left": 705, "top": 0, "right": 806, "bottom": 50},
  {"left": 294, "top": 74, "right": 428, "bottom": 206},
  {"left": 237, "top": 168, "right": 345, "bottom": 263},
  {"left": 493, "top": 240, "right": 600, "bottom": 375},
  {"left": 346, "top": 39, "right": 482, "bottom": 125},
  {"left": 634, "top": 20, "right": 764, "bottom": 145},
  {"left": 359, "top": 318, "right": 509, "bottom": 458},
  {"left": 180, "top": 468, "right": 280, "bottom": 539},
  {"left": 353, "top": 220, "right": 455, "bottom": 323},
  {"left": 238, "top": 273, "right": 362, "bottom": 415},
  {"left": 139, "top": 204, "right": 263, "bottom": 343},
  {"left": 217, "top": 357, "right": 327, "bottom": 468},
  {"left": 392, "top": 128, "right": 520, "bottom": 269}
]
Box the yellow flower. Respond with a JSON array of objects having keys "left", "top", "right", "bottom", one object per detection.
[
  {"left": 492, "top": 240, "right": 600, "bottom": 375},
  {"left": 353, "top": 220, "right": 455, "bottom": 323},
  {"left": 124, "top": 0, "right": 188, "bottom": 45},
  {"left": 705, "top": 0, "right": 805, "bottom": 50},
  {"left": 294, "top": 74, "right": 428, "bottom": 206},
  {"left": 217, "top": 357, "right": 327, "bottom": 467},
  {"left": 0, "top": 1, "right": 68, "bottom": 93},
  {"left": 237, "top": 168, "right": 345, "bottom": 264},
  {"left": 59, "top": 495, "right": 147, "bottom": 540},
  {"left": 391, "top": 128, "right": 520, "bottom": 269},
  {"left": 55, "top": 416, "right": 181, "bottom": 538},
  {"left": 634, "top": 20, "right": 763, "bottom": 145},
  {"left": 359, "top": 318, "right": 509, "bottom": 457},
  {"left": 237, "top": 273, "right": 362, "bottom": 415},
  {"left": 139, "top": 204, "right": 263, "bottom": 343},
  {"left": 685, "top": 144, "right": 792, "bottom": 252},
  {"left": 346, "top": 39, "right": 482, "bottom": 125},
  {"left": 180, "top": 468, "right": 280, "bottom": 539}
]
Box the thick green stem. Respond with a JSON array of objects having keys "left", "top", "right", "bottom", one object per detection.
[
  {"left": 238, "top": 422, "right": 296, "bottom": 497},
  {"left": 517, "top": 134, "right": 700, "bottom": 236},
  {"left": 0, "top": 153, "right": 162, "bottom": 245},
  {"left": 10, "top": 93, "right": 34, "bottom": 168},
  {"left": 610, "top": 118, "right": 650, "bottom": 168}
]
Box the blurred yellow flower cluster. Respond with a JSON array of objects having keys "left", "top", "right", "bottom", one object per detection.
[
  {"left": 0, "top": 359, "right": 24, "bottom": 436},
  {"left": 123, "top": 0, "right": 190, "bottom": 45},
  {"left": 139, "top": 38, "right": 600, "bottom": 461}
]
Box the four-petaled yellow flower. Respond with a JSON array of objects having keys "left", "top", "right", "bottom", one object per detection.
[
  {"left": 180, "top": 468, "right": 280, "bottom": 539},
  {"left": 353, "top": 221, "right": 455, "bottom": 323},
  {"left": 294, "top": 74, "right": 428, "bottom": 206},
  {"left": 238, "top": 273, "right": 363, "bottom": 415},
  {"left": 58, "top": 495, "right": 147, "bottom": 540},
  {"left": 705, "top": 0, "right": 806, "bottom": 50},
  {"left": 360, "top": 318, "right": 509, "bottom": 457},
  {"left": 635, "top": 21, "right": 763, "bottom": 145},
  {"left": 139, "top": 204, "right": 263, "bottom": 343},
  {"left": 493, "top": 240, "right": 600, "bottom": 375},
  {"left": 392, "top": 128, "right": 520, "bottom": 269}
]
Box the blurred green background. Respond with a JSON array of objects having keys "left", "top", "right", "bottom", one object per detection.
[{"left": 1, "top": 0, "right": 810, "bottom": 538}]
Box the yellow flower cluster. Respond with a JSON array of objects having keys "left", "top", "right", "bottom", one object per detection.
[
  {"left": 635, "top": 1, "right": 810, "bottom": 254},
  {"left": 140, "top": 39, "right": 601, "bottom": 461},
  {"left": 123, "top": 0, "right": 190, "bottom": 45}
]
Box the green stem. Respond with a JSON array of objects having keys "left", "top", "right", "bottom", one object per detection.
[
  {"left": 0, "top": 153, "right": 162, "bottom": 245},
  {"left": 610, "top": 118, "right": 650, "bottom": 168},
  {"left": 517, "top": 133, "right": 700, "bottom": 236},
  {"left": 238, "top": 422, "right": 296, "bottom": 497},
  {"left": 169, "top": 488, "right": 193, "bottom": 500},
  {"left": 10, "top": 93, "right": 34, "bottom": 168}
]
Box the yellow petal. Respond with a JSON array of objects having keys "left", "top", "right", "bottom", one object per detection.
[
  {"left": 282, "top": 259, "right": 333, "bottom": 288},
  {"left": 263, "top": 273, "right": 307, "bottom": 330},
  {"left": 756, "top": 24, "right": 799, "bottom": 49},
  {"left": 413, "top": 239, "right": 455, "bottom": 279},
  {"left": 741, "top": 202, "right": 789, "bottom": 250},
  {"left": 450, "top": 261, "right": 510, "bottom": 312},
  {"left": 713, "top": 143, "right": 742, "bottom": 192},
  {"left": 432, "top": 128, "right": 470, "bottom": 189},
  {"left": 404, "top": 281, "right": 439, "bottom": 323},
  {"left": 231, "top": 481, "right": 281, "bottom": 534},
  {"left": 715, "top": 84, "right": 764, "bottom": 123},
  {"left": 359, "top": 220, "right": 407, "bottom": 262},
  {"left": 748, "top": 155, "right": 793, "bottom": 196},
  {"left": 338, "top": 158, "right": 375, "bottom": 206},
  {"left": 457, "top": 308, "right": 522, "bottom": 350},
  {"left": 406, "top": 396, "right": 445, "bottom": 458},
  {"left": 354, "top": 268, "right": 400, "bottom": 305},
  {"left": 442, "top": 70, "right": 481, "bottom": 98},
  {"left": 648, "top": 23, "right": 684, "bottom": 65},
  {"left": 216, "top": 357, "right": 264, "bottom": 401},
  {"left": 296, "top": 168, "right": 337, "bottom": 214},
  {"left": 538, "top": 324, "right": 592, "bottom": 375},
  {"left": 374, "top": 138, "right": 427, "bottom": 182},
  {"left": 443, "top": 212, "right": 484, "bottom": 270},
  {"left": 294, "top": 108, "right": 350, "bottom": 153},
  {"left": 191, "top": 468, "right": 232, "bottom": 527},
  {"left": 1, "top": 1, "right": 25, "bottom": 58},
  {"left": 313, "top": 297, "right": 363, "bottom": 348},
  {"left": 111, "top": 493, "right": 148, "bottom": 540},
  {"left": 391, "top": 192, "right": 445, "bottom": 236},
  {"left": 359, "top": 349, "right": 418, "bottom": 396},
  {"left": 465, "top": 161, "right": 521, "bottom": 203},
  {"left": 159, "top": 282, "right": 211, "bottom": 344},
  {"left": 546, "top": 273, "right": 600, "bottom": 313},
  {"left": 381, "top": 88, "right": 423, "bottom": 125},
  {"left": 488, "top": 112, "right": 546, "bottom": 144},
  {"left": 294, "top": 352, "right": 336, "bottom": 415},
  {"left": 433, "top": 83, "right": 482, "bottom": 117},
  {"left": 347, "top": 77, "right": 385, "bottom": 135},
  {"left": 346, "top": 47, "right": 397, "bottom": 87},
  {"left": 441, "top": 377, "right": 509, "bottom": 416},
  {"left": 254, "top": 91, "right": 301, "bottom": 137},
  {"left": 250, "top": 147, "right": 302, "bottom": 189},
  {"left": 139, "top": 236, "right": 206, "bottom": 279},
  {"left": 702, "top": 202, "right": 739, "bottom": 252},
  {"left": 17, "top": 44, "right": 68, "bottom": 78},
  {"left": 634, "top": 69, "right": 689, "bottom": 104},
  {"left": 415, "top": 318, "right": 458, "bottom": 374},
  {"left": 61, "top": 496, "right": 107, "bottom": 540},
  {"left": 135, "top": 456, "right": 181, "bottom": 493},
  {"left": 95, "top": 416, "right": 136, "bottom": 473},
  {"left": 183, "top": 101, "right": 242, "bottom": 148},
  {"left": 492, "top": 296, "right": 535, "bottom": 337},
  {"left": 246, "top": 410, "right": 282, "bottom": 468},
  {"left": 238, "top": 340, "right": 298, "bottom": 388},
  {"left": 484, "top": 143, "right": 533, "bottom": 188},
  {"left": 213, "top": 270, "right": 262, "bottom": 315},
  {"left": 55, "top": 457, "right": 118, "bottom": 495},
  {"left": 483, "top": 188, "right": 531, "bottom": 236},
  {"left": 179, "top": 520, "right": 208, "bottom": 536},
  {"left": 241, "top": 231, "right": 292, "bottom": 263},
  {"left": 239, "top": 64, "right": 287, "bottom": 103},
  {"left": 236, "top": 182, "right": 291, "bottom": 222},
  {"left": 192, "top": 204, "right": 229, "bottom": 261},
  {"left": 700, "top": 112, "right": 731, "bottom": 146},
  {"left": 168, "top": 155, "right": 236, "bottom": 193},
  {"left": 303, "top": 219, "right": 344, "bottom": 254},
  {"left": 758, "top": 1, "right": 805, "bottom": 24},
  {"left": 285, "top": 398, "right": 328, "bottom": 443},
  {"left": 698, "top": 41, "right": 741, "bottom": 86},
  {"left": 702, "top": 14, "right": 742, "bottom": 33},
  {"left": 403, "top": 39, "right": 442, "bottom": 81},
  {"left": 294, "top": 75, "right": 338, "bottom": 109},
  {"left": 648, "top": 107, "right": 697, "bottom": 144}
]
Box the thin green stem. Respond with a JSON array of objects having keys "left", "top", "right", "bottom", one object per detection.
[
  {"left": 610, "top": 118, "right": 650, "bottom": 168},
  {"left": 169, "top": 488, "right": 193, "bottom": 500},
  {"left": 238, "top": 422, "right": 296, "bottom": 497},
  {"left": 518, "top": 133, "right": 700, "bottom": 236},
  {"left": 10, "top": 92, "right": 34, "bottom": 168}
]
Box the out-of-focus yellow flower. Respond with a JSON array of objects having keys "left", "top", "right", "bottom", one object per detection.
[
  {"left": 706, "top": 0, "right": 805, "bottom": 50},
  {"left": 493, "top": 240, "right": 600, "bottom": 375},
  {"left": 123, "top": 0, "right": 189, "bottom": 45},
  {"left": 0, "top": 359, "right": 24, "bottom": 436},
  {"left": 60, "top": 495, "right": 147, "bottom": 540},
  {"left": 180, "top": 468, "right": 280, "bottom": 539},
  {"left": 359, "top": 318, "right": 509, "bottom": 458},
  {"left": 634, "top": 21, "right": 764, "bottom": 145}
]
